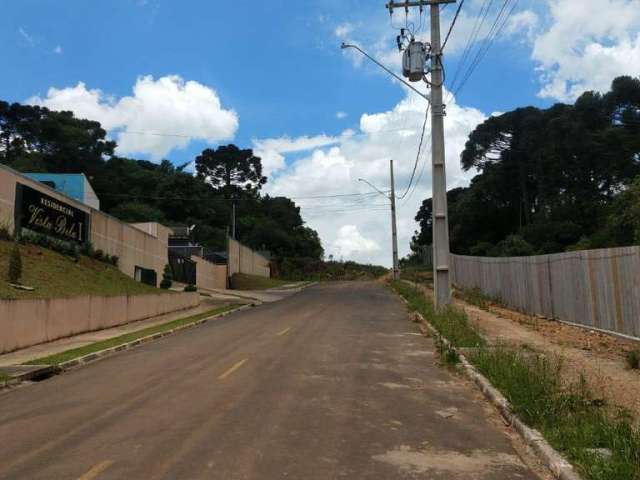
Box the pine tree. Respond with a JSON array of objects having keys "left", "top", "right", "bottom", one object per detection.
[{"left": 159, "top": 263, "right": 173, "bottom": 289}]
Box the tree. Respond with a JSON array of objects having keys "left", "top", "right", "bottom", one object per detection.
[
  {"left": 8, "top": 242, "right": 22, "bottom": 284},
  {"left": 160, "top": 264, "right": 173, "bottom": 289},
  {"left": 195, "top": 144, "right": 266, "bottom": 195},
  {"left": 110, "top": 202, "right": 165, "bottom": 223}
]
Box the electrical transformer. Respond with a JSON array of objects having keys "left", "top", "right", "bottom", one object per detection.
[{"left": 402, "top": 41, "right": 427, "bottom": 82}]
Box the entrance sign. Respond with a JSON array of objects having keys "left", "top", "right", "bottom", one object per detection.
[{"left": 15, "top": 183, "right": 89, "bottom": 243}]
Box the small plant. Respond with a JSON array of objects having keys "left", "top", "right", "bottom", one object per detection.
[
  {"left": 94, "top": 249, "right": 104, "bottom": 261},
  {"left": 109, "top": 255, "right": 119, "bottom": 266},
  {"left": 184, "top": 284, "right": 197, "bottom": 292},
  {"left": 160, "top": 264, "right": 173, "bottom": 289},
  {"left": 8, "top": 242, "right": 22, "bottom": 284},
  {"left": 0, "top": 220, "right": 13, "bottom": 241},
  {"left": 626, "top": 350, "right": 640, "bottom": 370},
  {"left": 80, "top": 241, "right": 95, "bottom": 257},
  {"left": 436, "top": 337, "right": 460, "bottom": 365}
]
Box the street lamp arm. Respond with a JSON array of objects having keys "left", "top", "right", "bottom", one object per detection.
[
  {"left": 341, "top": 43, "right": 430, "bottom": 103},
  {"left": 358, "top": 178, "right": 391, "bottom": 199}
]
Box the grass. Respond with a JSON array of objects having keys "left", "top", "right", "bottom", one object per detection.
[
  {"left": 470, "top": 346, "right": 640, "bottom": 480},
  {"left": 399, "top": 265, "right": 433, "bottom": 285},
  {"left": 0, "top": 373, "right": 9, "bottom": 383},
  {"left": 0, "top": 240, "right": 165, "bottom": 300},
  {"left": 626, "top": 351, "right": 640, "bottom": 370},
  {"left": 26, "top": 304, "right": 241, "bottom": 366},
  {"left": 454, "top": 286, "right": 502, "bottom": 310},
  {"left": 391, "top": 279, "right": 640, "bottom": 480},
  {"left": 230, "top": 273, "right": 294, "bottom": 291},
  {"left": 391, "top": 280, "right": 485, "bottom": 348}
]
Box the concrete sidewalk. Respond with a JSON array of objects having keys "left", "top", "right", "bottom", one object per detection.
[
  {"left": 0, "top": 297, "right": 234, "bottom": 368},
  {"left": 0, "top": 283, "right": 312, "bottom": 369}
]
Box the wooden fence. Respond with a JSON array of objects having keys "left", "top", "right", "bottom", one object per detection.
[{"left": 450, "top": 247, "right": 640, "bottom": 339}]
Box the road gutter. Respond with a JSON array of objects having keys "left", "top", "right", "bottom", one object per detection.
[{"left": 394, "top": 289, "right": 583, "bottom": 480}]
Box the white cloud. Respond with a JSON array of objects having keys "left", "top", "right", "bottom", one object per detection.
[
  {"left": 532, "top": 0, "right": 640, "bottom": 101},
  {"left": 53, "top": 45, "right": 63, "bottom": 55},
  {"left": 27, "top": 75, "right": 238, "bottom": 160},
  {"left": 252, "top": 132, "right": 357, "bottom": 177},
  {"left": 332, "top": 225, "right": 380, "bottom": 258},
  {"left": 336, "top": 111, "right": 348, "bottom": 119},
  {"left": 264, "top": 84, "right": 485, "bottom": 266},
  {"left": 335, "top": 22, "right": 354, "bottom": 39},
  {"left": 18, "top": 27, "right": 35, "bottom": 46}
]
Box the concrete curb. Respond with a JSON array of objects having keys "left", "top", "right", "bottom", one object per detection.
[
  {"left": 394, "top": 291, "right": 583, "bottom": 480},
  {"left": 1, "top": 304, "right": 253, "bottom": 391}
]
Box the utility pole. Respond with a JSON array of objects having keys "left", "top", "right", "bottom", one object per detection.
[
  {"left": 231, "top": 202, "right": 236, "bottom": 239},
  {"left": 358, "top": 161, "right": 399, "bottom": 280},
  {"left": 386, "top": 0, "right": 453, "bottom": 308},
  {"left": 389, "top": 160, "right": 400, "bottom": 280}
]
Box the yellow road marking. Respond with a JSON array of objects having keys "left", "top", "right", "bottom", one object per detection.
[
  {"left": 218, "top": 358, "right": 248, "bottom": 380},
  {"left": 276, "top": 327, "right": 291, "bottom": 336},
  {"left": 77, "top": 460, "right": 113, "bottom": 480}
]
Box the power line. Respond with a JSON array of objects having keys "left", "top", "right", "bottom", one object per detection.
[
  {"left": 397, "top": 103, "right": 431, "bottom": 200},
  {"left": 441, "top": 0, "right": 465, "bottom": 52},
  {"left": 452, "top": 0, "right": 517, "bottom": 98},
  {"left": 446, "top": 0, "right": 493, "bottom": 100}
]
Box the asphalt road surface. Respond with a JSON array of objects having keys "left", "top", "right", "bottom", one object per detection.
[{"left": 0, "top": 282, "right": 542, "bottom": 479}]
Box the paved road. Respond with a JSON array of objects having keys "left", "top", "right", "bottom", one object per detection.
[{"left": 0, "top": 282, "right": 541, "bottom": 479}]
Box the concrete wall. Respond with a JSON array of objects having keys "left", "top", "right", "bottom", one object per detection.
[
  {"left": 0, "top": 164, "right": 168, "bottom": 282},
  {"left": 192, "top": 255, "right": 227, "bottom": 290},
  {"left": 227, "top": 237, "right": 270, "bottom": 278},
  {"left": 0, "top": 292, "right": 199, "bottom": 354},
  {"left": 450, "top": 247, "right": 640, "bottom": 339}
]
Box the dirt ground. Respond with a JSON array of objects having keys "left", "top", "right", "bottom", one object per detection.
[{"left": 419, "top": 284, "right": 640, "bottom": 423}]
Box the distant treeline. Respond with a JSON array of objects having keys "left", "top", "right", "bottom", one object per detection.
[
  {"left": 0, "top": 101, "right": 323, "bottom": 263},
  {"left": 410, "top": 76, "right": 640, "bottom": 259}
]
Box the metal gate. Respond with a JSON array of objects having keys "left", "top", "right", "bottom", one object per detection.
[{"left": 169, "top": 252, "right": 196, "bottom": 285}]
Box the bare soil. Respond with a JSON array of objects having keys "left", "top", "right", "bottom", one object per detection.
[{"left": 421, "top": 284, "right": 640, "bottom": 423}]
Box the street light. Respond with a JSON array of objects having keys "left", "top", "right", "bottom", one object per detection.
[{"left": 358, "top": 160, "right": 400, "bottom": 280}]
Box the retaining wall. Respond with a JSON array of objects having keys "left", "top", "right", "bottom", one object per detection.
[
  {"left": 0, "top": 164, "right": 168, "bottom": 282},
  {"left": 192, "top": 255, "right": 227, "bottom": 290},
  {"left": 0, "top": 292, "right": 200, "bottom": 354},
  {"left": 228, "top": 237, "right": 270, "bottom": 278},
  {"left": 450, "top": 246, "right": 640, "bottom": 339}
]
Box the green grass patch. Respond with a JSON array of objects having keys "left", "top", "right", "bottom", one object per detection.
[
  {"left": 230, "top": 273, "right": 294, "bottom": 291},
  {"left": 392, "top": 279, "right": 640, "bottom": 479},
  {"left": 454, "top": 286, "right": 502, "bottom": 310},
  {"left": 399, "top": 265, "right": 433, "bottom": 285},
  {"left": 0, "top": 373, "right": 9, "bottom": 383},
  {"left": 470, "top": 346, "right": 640, "bottom": 480},
  {"left": 0, "top": 240, "right": 166, "bottom": 300},
  {"left": 26, "top": 304, "right": 241, "bottom": 366},
  {"left": 391, "top": 280, "right": 485, "bottom": 348},
  {"left": 626, "top": 350, "right": 640, "bottom": 370}
]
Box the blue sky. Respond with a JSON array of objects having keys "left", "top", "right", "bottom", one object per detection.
[{"left": 2, "top": 0, "right": 639, "bottom": 265}]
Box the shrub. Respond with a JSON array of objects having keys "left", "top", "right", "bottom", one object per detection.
[
  {"left": 184, "top": 284, "right": 197, "bottom": 292},
  {"left": 626, "top": 351, "right": 640, "bottom": 370},
  {"left": 80, "top": 241, "right": 95, "bottom": 257},
  {"left": 94, "top": 249, "right": 104, "bottom": 261},
  {"left": 109, "top": 255, "right": 119, "bottom": 266},
  {"left": 0, "top": 221, "right": 13, "bottom": 241},
  {"left": 160, "top": 264, "right": 173, "bottom": 289},
  {"left": 8, "top": 242, "right": 22, "bottom": 284}
]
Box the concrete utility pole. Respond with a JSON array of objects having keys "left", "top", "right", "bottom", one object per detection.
[
  {"left": 386, "top": 0, "right": 454, "bottom": 308},
  {"left": 358, "top": 161, "right": 400, "bottom": 280},
  {"left": 232, "top": 202, "right": 236, "bottom": 239},
  {"left": 389, "top": 160, "right": 400, "bottom": 280}
]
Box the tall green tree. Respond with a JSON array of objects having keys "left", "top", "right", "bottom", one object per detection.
[{"left": 195, "top": 144, "right": 266, "bottom": 195}]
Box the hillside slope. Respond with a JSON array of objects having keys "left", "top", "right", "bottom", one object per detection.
[{"left": 0, "top": 240, "right": 166, "bottom": 300}]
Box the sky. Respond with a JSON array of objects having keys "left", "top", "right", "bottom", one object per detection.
[{"left": 2, "top": 0, "right": 640, "bottom": 266}]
